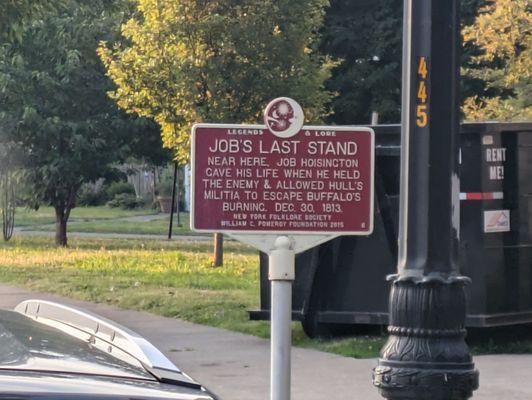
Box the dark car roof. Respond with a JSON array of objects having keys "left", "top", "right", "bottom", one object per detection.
[{"left": 0, "top": 301, "right": 216, "bottom": 400}]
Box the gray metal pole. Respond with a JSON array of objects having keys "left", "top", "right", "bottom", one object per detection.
[{"left": 269, "top": 236, "right": 295, "bottom": 400}]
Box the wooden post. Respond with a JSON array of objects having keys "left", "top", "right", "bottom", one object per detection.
[{"left": 214, "top": 232, "right": 223, "bottom": 267}]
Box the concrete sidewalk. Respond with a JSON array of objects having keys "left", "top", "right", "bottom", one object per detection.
[{"left": 0, "top": 283, "right": 530, "bottom": 399}]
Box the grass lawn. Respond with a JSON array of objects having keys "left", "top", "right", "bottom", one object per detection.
[
  {"left": 0, "top": 236, "right": 530, "bottom": 358},
  {"left": 28, "top": 213, "right": 193, "bottom": 236},
  {"left": 0, "top": 236, "right": 383, "bottom": 358},
  {"left": 16, "top": 206, "right": 194, "bottom": 236},
  {"left": 16, "top": 206, "right": 158, "bottom": 226}
]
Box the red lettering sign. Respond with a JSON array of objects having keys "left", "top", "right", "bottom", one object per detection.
[{"left": 191, "top": 124, "right": 374, "bottom": 235}]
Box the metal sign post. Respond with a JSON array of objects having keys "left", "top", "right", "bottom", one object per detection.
[
  {"left": 269, "top": 236, "right": 294, "bottom": 400},
  {"left": 191, "top": 98, "right": 375, "bottom": 400}
]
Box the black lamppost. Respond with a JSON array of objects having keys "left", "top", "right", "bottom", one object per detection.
[{"left": 373, "top": 0, "right": 479, "bottom": 399}]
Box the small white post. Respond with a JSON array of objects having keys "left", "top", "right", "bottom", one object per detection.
[
  {"left": 269, "top": 236, "right": 295, "bottom": 400},
  {"left": 371, "top": 111, "right": 379, "bottom": 126},
  {"left": 184, "top": 164, "right": 191, "bottom": 212}
]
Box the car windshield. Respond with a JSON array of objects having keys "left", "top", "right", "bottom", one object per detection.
[{"left": 0, "top": 310, "right": 154, "bottom": 381}]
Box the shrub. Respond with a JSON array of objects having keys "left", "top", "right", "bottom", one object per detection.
[
  {"left": 140, "top": 194, "right": 157, "bottom": 209},
  {"left": 106, "top": 193, "right": 143, "bottom": 209},
  {"left": 105, "top": 181, "right": 135, "bottom": 199},
  {"left": 155, "top": 165, "right": 180, "bottom": 197},
  {"left": 77, "top": 182, "right": 108, "bottom": 206},
  {"left": 156, "top": 177, "right": 174, "bottom": 197}
]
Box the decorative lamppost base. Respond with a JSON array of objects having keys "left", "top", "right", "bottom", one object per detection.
[{"left": 373, "top": 277, "right": 479, "bottom": 400}]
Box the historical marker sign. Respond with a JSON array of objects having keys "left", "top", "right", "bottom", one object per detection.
[
  {"left": 191, "top": 122, "right": 374, "bottom": 235},
  {"left": 191, "top": 98, "right": 375, "bottom": 400}
]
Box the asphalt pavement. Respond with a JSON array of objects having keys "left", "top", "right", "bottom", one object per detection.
[{"left": 0, "top": 283, "right": 530, "bottom": 399}]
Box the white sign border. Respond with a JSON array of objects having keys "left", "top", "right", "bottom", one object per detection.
[{"left": 190, "top": 123, "right": 375, "bottom": 237}]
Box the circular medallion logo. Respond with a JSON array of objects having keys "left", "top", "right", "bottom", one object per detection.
[{"left": 264, "top": 97, "right": 304, "bottom": 138}]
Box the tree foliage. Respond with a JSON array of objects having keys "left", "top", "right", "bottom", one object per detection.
[
  {"left": 319, "top": 0, "right": 492, "bottom": 124},
  {"left": 0, "top": 0, "right": 162, "bottom": 245},
  {"left": 462, "top": 0, "right": 531, "bottom": 121},
  {"left": 0, "top": 0, "right": 63, "bottom": 42},
  {"left": 320, "top": 0, "right": 403, "bottom": 124},
  {"left": 99, "top": 0, "right": 334, "bottom": 163}
]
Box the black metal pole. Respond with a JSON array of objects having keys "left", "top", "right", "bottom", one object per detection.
[
  {"left": 168, "top": 162, "right": 178, "bottom": 240},
  {"left": 176, "top": 167, "right": 181, "bottom": 227},
  {"left": 373, "top": 0, "right": 479, "bottom": 399}
]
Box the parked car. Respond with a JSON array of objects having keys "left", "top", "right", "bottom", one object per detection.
[{"left": 0, "top": 299, "right": 217, "bottom": 399}]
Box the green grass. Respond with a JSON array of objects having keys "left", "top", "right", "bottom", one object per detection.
[
  {"left": 468, "top": 326, "right": 532, "bottom": 355},
  {"left": 0, "top": 236, "right": 383, "bottom": 358},
  {"left": 0, "top": 236, "right": 530, "bottom": 358},
  {"left": 25, "top": 213, "right": 193, "bottom": 236},
  {"left": 16, "top": 206, "right": 158, "bottom": 226},
  {"left": 16, "top": 206, "right": 194, "bottom": 235}
]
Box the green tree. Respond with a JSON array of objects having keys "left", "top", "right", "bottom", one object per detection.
[
  {"left": 319, "top": 0, "right": 490, "bottom": 124},
  {"left": 100, "top": 0, "right": 333, "bottom": 265},
  {"left": 0, "top": 0, "right": 62, "bottom": 42},
  {"left": 99, "top": 0, "right": 333, "bottom": 163},
  {"left": 319, "top": 0, "right": 403, "bottom": 124},
  {"left": 462, "top": 0, "right": 531, "bottom": 121},
  {"left": 0, "top": 0, "right": 159, "bottom": 246}
]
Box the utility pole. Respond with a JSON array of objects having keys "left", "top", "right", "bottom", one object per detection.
[{"left": 373, "top": 0, "right": 479, "bottom": 399}]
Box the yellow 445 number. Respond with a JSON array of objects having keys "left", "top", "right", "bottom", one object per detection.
[
  {"left": 418, "top": 57, "right": 428, "bottom": 79},
  {"left": 416, "top": 105, "right": 428, "bottom": 127},
  {"left": 416, "top": 57, "right": 428, "bottom": 128}
]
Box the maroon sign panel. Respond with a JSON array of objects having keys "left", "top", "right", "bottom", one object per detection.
[{"left": 191, "top": 124, "right": 374, "bottom": 235}]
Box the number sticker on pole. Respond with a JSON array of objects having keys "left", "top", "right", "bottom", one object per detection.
[{"left": 416, "top": 57, "right": 430, "bottom": 128}]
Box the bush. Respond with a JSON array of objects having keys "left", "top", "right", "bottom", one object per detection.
[
  {"left": 106, "top": 193, "right": 144, "bottom": 209},
  {"left": 105, "top": 181, "right": 135, "bottom": 199},
  {"left": 155, "top": 165, "right": 181, "bottom": 197},
  {"left": 156, "top": 177, "right": 174, "bottom": 197},
  {"left": 140, "top": 194, "right": 158, "bottom": 209},
  {"left": 77, "top": 182, "right": 108, "bottom": 206}
]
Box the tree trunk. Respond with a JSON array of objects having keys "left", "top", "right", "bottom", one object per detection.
[
  {"left": 55, "top": 207, "right": 68, "bottom": 247},
  {"left": 1, "top": 170, "right": 15, "bottom": 241},
  {"left": 214, "top": 233, "right": 223, "bottom": 267}
]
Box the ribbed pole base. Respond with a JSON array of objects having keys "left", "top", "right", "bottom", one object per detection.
[{"left": 373, "top": 277, "right": 479, "bottom": 400}]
